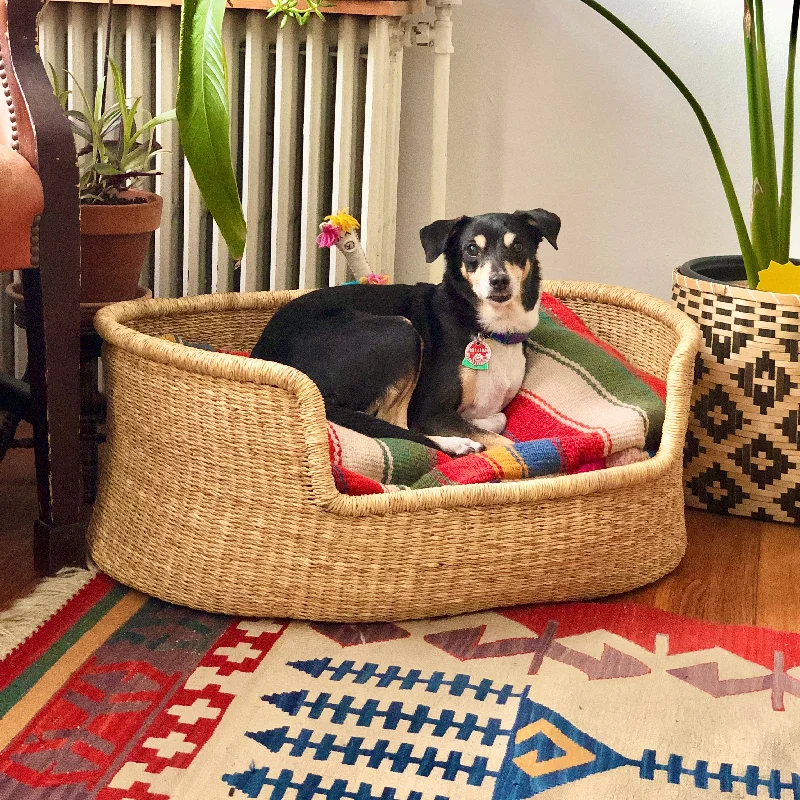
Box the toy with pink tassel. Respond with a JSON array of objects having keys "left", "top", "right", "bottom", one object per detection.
[{"left": 316, "top": 209, "right": 390, "bottom": 285}]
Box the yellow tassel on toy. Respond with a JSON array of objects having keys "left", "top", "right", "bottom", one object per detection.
[{"left": 324, "top": 209, "right": 360, "bottom": 235}]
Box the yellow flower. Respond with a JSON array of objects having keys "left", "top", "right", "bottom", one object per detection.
[{"left": 324, "top": 209, "right": 360, "bottom": 235}]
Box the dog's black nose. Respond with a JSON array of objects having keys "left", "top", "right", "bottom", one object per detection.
[{"left": 489, "top": 272, "right": 510, "bottom": 291}]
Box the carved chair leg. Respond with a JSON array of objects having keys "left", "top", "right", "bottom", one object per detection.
[
  {"left": 7, "top": 0, "right": 87, "bottom": 573},
  {"left": 22, "top": 268, "right": 85, "bottom": 574}
]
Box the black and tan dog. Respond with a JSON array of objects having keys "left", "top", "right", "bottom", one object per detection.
[{"left": 250, "top": 209, "right": 560, "bottom": 455}]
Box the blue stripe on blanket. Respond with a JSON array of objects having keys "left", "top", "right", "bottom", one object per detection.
[{"left": 515, "top": 439, "right": 565, "bottom": 476}]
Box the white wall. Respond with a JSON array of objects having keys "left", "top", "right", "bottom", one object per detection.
[{"left": 395, "top": 0, "right": 799, "bottom": 299}]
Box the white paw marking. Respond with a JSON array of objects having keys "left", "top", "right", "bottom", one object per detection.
[
  {"left": 471, "top": 413, "right": 507, "bottom": 434},
  {"left": 430, "top": 436, "right": 486, "bottom": 457}
]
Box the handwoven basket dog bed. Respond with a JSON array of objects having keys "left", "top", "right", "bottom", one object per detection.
[{"left": 89, "top": 281, "right": 701, "bottom": 621}]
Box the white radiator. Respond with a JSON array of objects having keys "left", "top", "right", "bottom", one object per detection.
[
  {"left": 3, "top": 1, "right": 461, "bottom": 379},
  {"left": 35, "top": 2, "right": 405, "bottom": 301}
]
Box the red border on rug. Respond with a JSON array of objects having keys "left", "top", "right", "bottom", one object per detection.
[
  {"left": 0, "top": 573, "right": 116, "bottom": 693},
  {"left": 502, "top": 602, "right": 800, "bottom": 671}
]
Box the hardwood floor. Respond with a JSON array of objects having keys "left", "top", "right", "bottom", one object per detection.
[{"left": 2, "top": 425, "right": 800, "bottom": 632}]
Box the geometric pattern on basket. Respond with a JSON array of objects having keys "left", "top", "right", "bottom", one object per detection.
[{"left": 673, "top": 279, "right": 800, "bottom": 524}]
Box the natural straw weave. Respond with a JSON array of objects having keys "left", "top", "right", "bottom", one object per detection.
[{"left": 89, "top": 281, "right": 701, "bottom": 621}]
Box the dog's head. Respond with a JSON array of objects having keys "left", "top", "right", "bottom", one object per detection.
[{"left": 420, "top": 209, "right": 560, "bottom": 333}]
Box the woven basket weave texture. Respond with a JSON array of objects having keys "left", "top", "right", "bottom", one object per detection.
[
  {"left": 89, "top": 281, "right": 701, "bottom": 621},
  {"left": 674, "top": 270, "right": 800, "bottom": 523}
]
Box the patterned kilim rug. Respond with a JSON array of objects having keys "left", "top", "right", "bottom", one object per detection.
[{"left": 1, "top": 573, "right": 800, "bottom": 799}]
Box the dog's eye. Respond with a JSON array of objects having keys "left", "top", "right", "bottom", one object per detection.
[
  {"left": 465, "top": 243, "right": 480, "bottom": 257},
  {"left": 511, "top": 241, "right": 524, "bottom": 253}
]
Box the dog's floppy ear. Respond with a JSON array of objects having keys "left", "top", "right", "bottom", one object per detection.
[
  {"left": 514, "top": 209, "right": 561, "bottom": 250},
  {"left": 419, "top": 216, "right": 469, "bottom": 263}
]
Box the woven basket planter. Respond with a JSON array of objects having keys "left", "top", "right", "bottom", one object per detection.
[
  {"left": 89, "top": 281, "right": 700, "bottom": 621},
  {"left": 674, "top": 259, "right": 800, "bottom": 523}
]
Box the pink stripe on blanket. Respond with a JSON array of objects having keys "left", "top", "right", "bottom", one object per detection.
[{"left": 540, "top": 293, "right": 667, "bottom": 401}]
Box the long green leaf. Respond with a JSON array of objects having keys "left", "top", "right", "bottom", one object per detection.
[
  {"left": 177, "top": 0, "right": 246, "bottom": 259},
  {"left": 745, "top": 0, "right": 781, "bottom": 271},
  {"left": 780, "top": 0, "right": 800, "bottom": 261},
  {"left": 575, "top": 0, "right": 760, "bottom": 286},
  {"left": 744, "top": 0, "right": 773, "bottom": 270}
]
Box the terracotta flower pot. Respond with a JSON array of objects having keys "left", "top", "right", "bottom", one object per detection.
[{"left": 80, "top": 189, "right": 163, "bottom": 303}]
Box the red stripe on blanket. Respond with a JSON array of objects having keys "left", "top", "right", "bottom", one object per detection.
[
  {"left": 540, "top": 293, "right": 667, "bottom": 401},
  {"left": 332, "top": 464, "right": 387, "bottom": 495},
  {"left": 328, "top": 424, "right": 343, "bottom": 464},
  {"left": 504, "top": 391, "right": 608, "bottom": 467},
  {"left": 435, "top": 454, "right": 502, "bottom": 485}
]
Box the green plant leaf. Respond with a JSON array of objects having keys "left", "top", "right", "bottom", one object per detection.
[
  {"left": 780, "top": 0, "right": 800, "bottom": 262},
  {"left": 133, "top": 109, "right": 177, "bottom": 142},
  {"left": 92, "top": 163, "right": 126, "bottom": 176},
  {"left": 177, "top": 0, "right": 246, "bottom": 259},
  {"left": 744, "top": 0, "right": 781, "bottom": 272}
]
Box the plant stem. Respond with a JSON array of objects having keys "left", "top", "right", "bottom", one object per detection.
[
  {"left": 780, "top": 0, "right": 800, "bottom": 262},
  {"left": 100, "top": 0, "right": 113, "bottom": 116},
  {"left": 575, "top": 0, "right": 760, "bottom": 287}
]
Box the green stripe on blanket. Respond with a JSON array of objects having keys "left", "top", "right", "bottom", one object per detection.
[{"left": 532, "top": 298, "right": 666, "bottom": 451}]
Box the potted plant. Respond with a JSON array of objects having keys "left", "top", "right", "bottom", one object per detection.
[
  {"left": 52, "top": 61, "right": 175, "bottom": 304},
  {"left": 572, "top": 0, "right": 800, "bottom": 522}
]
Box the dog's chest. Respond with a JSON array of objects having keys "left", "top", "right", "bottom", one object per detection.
[{"left": 458, "top": 341, "right": 526, "bottom": 419}]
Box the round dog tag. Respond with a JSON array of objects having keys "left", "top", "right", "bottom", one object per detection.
[{"left": 463, "top": 338, "right": 491, "bottom": 370}]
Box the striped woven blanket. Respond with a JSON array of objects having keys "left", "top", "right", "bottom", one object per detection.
[
  {"left": 328, "top": 293, "right": 666, "bottom": 495},
  {"left": 164, "top": 293, "right": 666, "bottom": 496}
]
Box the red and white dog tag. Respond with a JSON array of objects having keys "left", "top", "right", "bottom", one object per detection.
[{"left": 463, "top": 336, "right": 491, "bottom": 370}]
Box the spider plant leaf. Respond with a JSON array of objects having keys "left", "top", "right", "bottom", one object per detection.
[
  {"left": 48, "top": 64, "right": 70, "bottom": 110},
  {"left": 108, "top": 59, "right": 135, "bottom": 154},
  {"left": 92, "top": 163, "right": 126, "bottom": 176},
  {"left": 65, "top": 110, "right": 94, "bottom": 141},
  {"left": 132, "top": 109, "right": 177, "bottom": 142},
  {"left": 65, "top": 70, "right": 92, "bottom": 117},
  {"left": 121, "top": 143, "right": 154, "bottom": 171},
  {"left": 177, "top": 0, "right": 246, "bottom": 259},
  {"left": 93, "top": 77, "right": 106, "bottom": 123},
  {"left": 99, "top": 109, "right": 123, "bottom": 137}
]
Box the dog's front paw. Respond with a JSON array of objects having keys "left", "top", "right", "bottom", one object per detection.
[{"left": 429, "top": 436, "right": 486, "bottom": 457}]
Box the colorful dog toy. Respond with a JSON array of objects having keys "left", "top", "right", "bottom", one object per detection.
[{"left": 316, "top": 209, "right": 390, "bottom": 285}]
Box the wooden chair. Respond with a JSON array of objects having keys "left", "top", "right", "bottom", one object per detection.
[{"left": 0, "top": 0, "right": 85, "bottom": 572}]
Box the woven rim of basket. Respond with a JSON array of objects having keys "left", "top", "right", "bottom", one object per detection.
[
  {"left": 674, "top": 269, "right": 800, "bottom": 306},
  {"left": 94, "top": 281, "right": 702, "bottom": 516}
]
